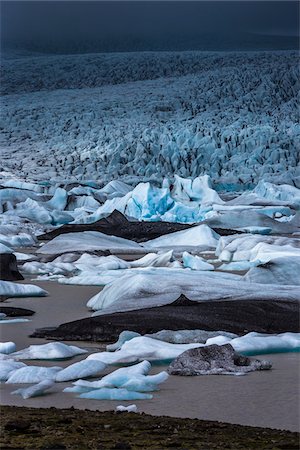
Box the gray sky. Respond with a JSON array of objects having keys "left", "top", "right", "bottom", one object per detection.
[{"left": 1, "top": 1, "right": 299, "bottom": 52}]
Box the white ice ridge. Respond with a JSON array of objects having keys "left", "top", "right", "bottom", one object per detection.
[
  {"left": 86, "top": 333, "right": 300, "bottom": 365},
  {"left": 12, "top": 380, "right": 55, "bottom": 399},
  {"left": 0, "top": 281, "right": 48, "bottom": 298},
  {"left": 1, "top": 52, "right": 299, "bottom": 187},
  {"left": 87, "top": 271, "right": 300, "bottom": 314},
  {"left": 37, "top": 231, "right": 144, "bottom": 255},
  {"left": 11, "top": 342, "right": 88, "bottom": 360}
]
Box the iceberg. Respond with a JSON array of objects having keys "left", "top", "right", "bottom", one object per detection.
[
  {"left": 55, "top": 359, "right": 106, "bottom": 382},
  {"left": 12, "top": 342, "right": 87, "bottom": 360},
  {"left": 144, "top": 225, "right": 219, "bottom": 250},
  {"left": 88, "top": 270, "right": 299, "bottom": 315},
  {"left": 86, "top": 332, "right": 300, "bottom": 365},
  {"left": 79, "top": 387, "right": 153, "bottom": 401},
  {"left": 0, "top": 281, "right": 48, "bottom": 298},
  {"left": 0, "top": 342, "right": 16, "bottom": 354},
  {"left": 73, "top": 360, "right": 168, "bottom": 392},
  {"left": 6, "top": 366, "right": 62, "bottom": 383},
  {"left": 116, "top": 404, "right": 138, "bottom": 413},
  {"left": 182, "top": 252, "right": 214, "bottom": 271},
  {"left": 0, "top": 360, "right": 26, "bottom": 382},
  {"left": 12, "top": 379, "right": 55, "bottom": 399},
  {"left": 37, "top": 231, "right": 144, "bottom": 255}
]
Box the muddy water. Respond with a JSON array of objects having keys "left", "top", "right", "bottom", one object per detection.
[{"left": 0, "top": 278, "right": 299, "bottom": 432}]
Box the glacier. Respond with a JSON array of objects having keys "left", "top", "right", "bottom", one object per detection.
[{"left": 1, "top": 51, "right": 299, "bottom": 187}]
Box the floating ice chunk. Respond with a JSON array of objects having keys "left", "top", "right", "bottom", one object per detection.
[
  {"left": 88, "top": 270, "right": 299, "bottom": 315},
  {"left": 182, "top": 252, "right": 214, "bottom": 271},
  {"left": 0, "top": 281, "right": 48, "bottom": 298},
  {"left": 116, "top": 404, "right": 137, "bottom": 413},
  {"left": 223, "top": 332, "right": 300, "bottom": 356},
  {"left": 129, "top": 251, "right": 174, "bottom": 268},
  {"left": 219, "top": 261, "right": 261, "bottom": 272},
  {"left": 171, "top": 175, "right": 224, "bottom": 205},
  {"left": 243, "top": 256, "right": 300, "bottom": 286},
  {"left": 6, "top": 366, "right": 62, "bottom": 383},
  {"left": 0, "top": 318, "right": 30, "bottom": 324},
  {"left": 75, "top": 361, "right": 152, "bottom": 389},
  {"left": 254, "top": 181, "right": 300, "bottom": 209},
  {"left": 98, "top": 180, "right": 132, "bottom": 199},
  {"left": 55, "top": 360, "right": 106, "bottom": 382},
  {"left": 146, "top": 330, "right": 238, "bottom": 344},
  {"left": 0, "top": 342, "right": 14, "bottom": 353},
  {"left": 12, "top": 379, "right": 55, "bottom": 399},
  {"left": 87, "top": 332, "right": 300, "bottom": 365},
  {"left": 106, "top": 331, "right": 141, "bottom": 352},
  {"left": 79, "top": 388, "right": 153, "bottom": 400},
  {"left": 46, "top": 187, "right": 68, "bottom": 210},
  {"left": 0, "top": 360, "right": 26, "bottom": 382},
  {"left": 0, "top": 230, "right": 36, "bottom": 247},
  {"left": 74, "top": 254, "right": 129, "bottom": 271},
  {"left": 12, "top": 342, "right": 87, "bottom": 360},
  {"left": 168, "top": 344, "right": 272, "bottom": 376},
  {"left": 37, "top": 231, "right": 144, "bottom": 255},
  {"left": 73, "top": 361, "right": 168, "bottom": 392},
  {"left": 144, "top": 225, "right": 219, "bottom": 250}
]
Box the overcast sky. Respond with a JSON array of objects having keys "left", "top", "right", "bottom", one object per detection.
[{"left": 1, "top": 1, "right": 299, "bottom": 52}]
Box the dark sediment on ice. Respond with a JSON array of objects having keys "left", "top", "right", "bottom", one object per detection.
[
  {"left": 1, "top": 406, "right": 299, "bottom": 450},
  {"left": 31, "top": 296, "right": 300, "bottom": 342},
  {"left": 0, "top": 253, "right": 24, "bottom": 281},
  {"left": 168, "top": 343, "right": 272, "bottom": 376},
  {"left": 0, "top": 306, "right": 35, "bottom": 317},
  {"left": 37, "top": 210, "right": 238, "bottom": 242}
]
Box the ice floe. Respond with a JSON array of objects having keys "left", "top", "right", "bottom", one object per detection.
[
  {"left": 88, "top": 270, "right": 299, "bottom": 315},
  {"left": 6, "top": 366, "right": 62, "bottom": 383},
  {"left": 12, "top": 380, "right": 55, "bottom": 399},
  {"left": 11, "top": 342, "right": 87, "bottom": 360},
  {"left": 0, "top": 281, "right": 48, "bottom": 298},
  {"left": 87, "top": 332, "right": 300, "bottom": 365},
  {"left": 37, "top": 231, "right": 144, "bottom": 255},
  {"left": 55, "top": 360, "right": 107, "bottom": 382},
  {"left": 0, "top": 342, "right": 16, "bottom": 354}
]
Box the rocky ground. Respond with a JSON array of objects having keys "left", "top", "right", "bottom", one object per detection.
[{"left": 1, "top": 406, "right": 299, "bottom": 450}]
